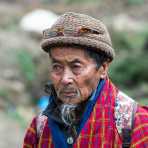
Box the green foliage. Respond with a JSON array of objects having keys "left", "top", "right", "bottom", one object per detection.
[
  {"left": 0, "top": 89, "right": 14, "bottom": 106},
  {"left": 109, "top": 52, "right": 148, "bottom": 87},
  {"left": 7, "top": 108, "right": 27, "bottom": 129},
  {"left": 127, "top": 0, "right": 144, "bottom": 5},
  {"left": 111, "top": 30, "right": 148, "bottom": 52},
  {"left": 111, "top": 31, "right": 131, "bottom": 51},
  {"left": 109, "top": 28, "right": 148, "bottom": 91},
  {"left": 0, "top": 89, "right": 8, "bottom": 98},
  {"left": 137, "top": 98, "right": 148, "bottom": 105},
  {"left": 17, "top": 49, "right": 36, "bottom": 83}
]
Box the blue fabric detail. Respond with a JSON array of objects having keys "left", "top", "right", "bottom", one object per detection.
[
  {"left": 48, "top": 119, "right": 68, "bottom": 148},
  {"left": 77, "top": 79, "right": 105, "bottom": 134},
  {"left": 37, "top": 96, "right": 49, "bottom": 111},
  {"left": 47, "top": 79, "right": 105, "bottom": 148}
]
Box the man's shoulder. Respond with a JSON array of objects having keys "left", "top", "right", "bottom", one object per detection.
[
  {"left": 36, "top": 113, "right": 48, "bottom": 137},
  {"left": 134, "top": 105, "right": 148, "bottom": 121},
  {"left": 116, "top": 91, "right": 136, "bottom": 105},
  {"left": 130, "top": 105, "right": 148, "bottom": 146},
  {"left": 115, "top": 91, "right": 137, "bottom": 134}
]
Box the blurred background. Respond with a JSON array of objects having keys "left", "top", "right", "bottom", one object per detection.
[{"left": 0, "top": 0, "right": 148, "bottom": 147}]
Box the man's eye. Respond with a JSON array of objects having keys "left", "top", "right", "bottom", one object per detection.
[
  {"left": 71, "top": 64, "right": 83, "bottom": 73},
  {"left": 72, "top": 65, "right": 81, "bottom": 69},
  {"left": 52, "top": 64, "right": 63, "bottom": 72}
]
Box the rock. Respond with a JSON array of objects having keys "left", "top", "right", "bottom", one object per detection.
[
  {"left": 0, "top": 79, "right": 30, "bottom": 106},
  {"left": 0, "top": 27, "right": 49, "bottom": 108},
  {"left": 20, "top": 9, "right": 58, "bottom": 34}
]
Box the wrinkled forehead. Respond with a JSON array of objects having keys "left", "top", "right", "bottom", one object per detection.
[{"left": 49, "top": 46, "right": 93, "bottom": 62}]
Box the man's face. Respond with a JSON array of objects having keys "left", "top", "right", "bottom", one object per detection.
[{"left": 49, "top": 46, "right": 107, "bottom": 105}]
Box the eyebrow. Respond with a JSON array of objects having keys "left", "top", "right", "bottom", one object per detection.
[
  {"left": 70, "top": 59, "right": 82, "bottom": 64},
  {"left": 51, "top": 57, "right": 83, "bottom": 64},
  {"left": 51, "top": 58, "right": 61, "bottom": 63}
]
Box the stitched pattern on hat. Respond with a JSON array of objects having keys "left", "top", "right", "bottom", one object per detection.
[{"left": 41, "top": 12, "right": 115, "bottom": 61}]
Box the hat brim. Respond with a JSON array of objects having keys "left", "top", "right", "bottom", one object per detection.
[{"left": 41, "top": 36, "right": 115, "bottom": 61}]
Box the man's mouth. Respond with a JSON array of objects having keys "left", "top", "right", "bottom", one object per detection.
[
  {"left": 61, "top": 91, "right": 77, "bottom": 97},
  {"left": 57, "top": 86, "right": 80, "bottom": 100}
]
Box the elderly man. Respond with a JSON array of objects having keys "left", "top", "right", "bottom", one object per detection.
[{"left": 23, "top": 12, "right": 148, "bottom": 148}]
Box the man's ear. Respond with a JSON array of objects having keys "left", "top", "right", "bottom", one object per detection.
[{"left": 99, "top": 62, "right": 110, "bottom": 79}]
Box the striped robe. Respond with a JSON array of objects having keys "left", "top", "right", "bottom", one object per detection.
[{"left": 23, "top": 79, "right": 148, "bottom": 148}]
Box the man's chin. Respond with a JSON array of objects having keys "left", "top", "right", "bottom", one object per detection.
[{"left": 59, "top": 97, "right": 82, "bottom": 105}]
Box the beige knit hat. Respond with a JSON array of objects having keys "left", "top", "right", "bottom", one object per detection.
[{"left": 41, "top": 12, "right": 115, "bottom": 61}]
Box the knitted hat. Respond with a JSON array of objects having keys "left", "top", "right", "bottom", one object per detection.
[{"left": 41, "top": 12, "right": 115, "bottom": 61}]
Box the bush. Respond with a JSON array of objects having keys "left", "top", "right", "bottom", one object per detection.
[
  {"left": 110, "top": 30, "right": 148, "bottom": 52},
  {"left": 127, "top": 0, "right": 144, "bottom": 5},
  {"left": 17, "top": 49, "right": 36, "bottom": 83},
  {"left": 109, "top": 29, "right": 148, "bottom": 90},
  {"left": 109, "top": 52, "right": 148, "bottom": 88}
]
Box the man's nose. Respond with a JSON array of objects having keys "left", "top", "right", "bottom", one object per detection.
[{"left": 61, "top": 68, "right": 74, "bottom": 85}]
